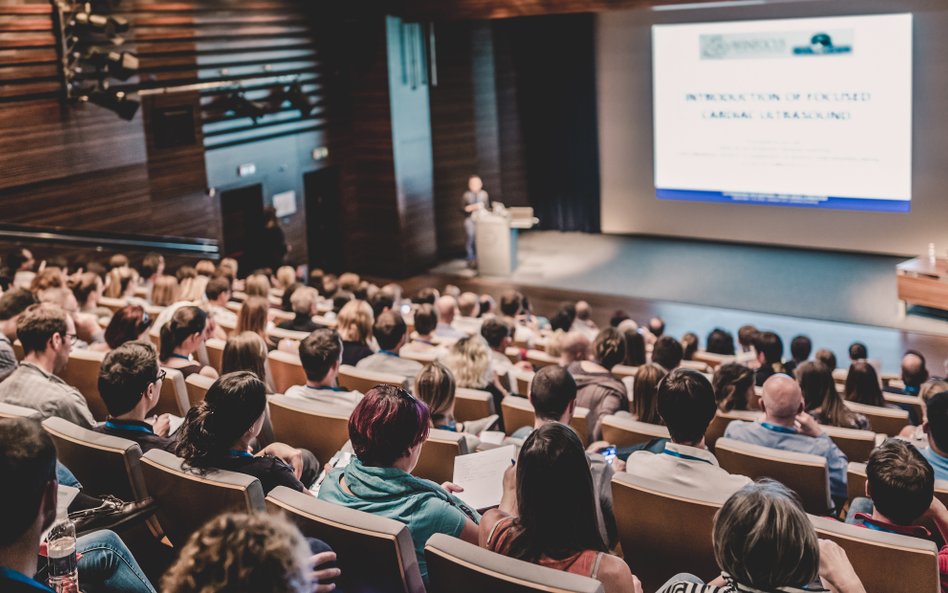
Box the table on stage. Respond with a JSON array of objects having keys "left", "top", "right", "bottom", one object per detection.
[
  {"left": 474, "top": 207, "right": 538, "bottom": 276},
  {"left": 897, "top": 257, "right": 948, "bottom": 314}
]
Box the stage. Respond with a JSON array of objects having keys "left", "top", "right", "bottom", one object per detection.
[{"left": 420, "top": 231, "right": 948, "bottom": 374}]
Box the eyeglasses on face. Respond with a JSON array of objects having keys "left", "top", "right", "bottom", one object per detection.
[{"left": 153, "top": 369, "right": 167, "bottom": 384}]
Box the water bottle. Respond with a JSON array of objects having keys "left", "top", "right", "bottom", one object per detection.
[{"left": 47, "top": 511, "right": 79, "bottom": 593}]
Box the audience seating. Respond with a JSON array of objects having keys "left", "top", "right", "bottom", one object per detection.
[
  {"left": 820, "top": 425, "right": 877, "bottom": 464},
  {"left": 425, "top": 533, "right": 605, "bottom": 593},
  {"left": 715, "top": 437, "right": 832, "bottom": 514},
  {"left": 205, "top": 338, "right": 225, "bottom": 373},
  {"left": 679, "top": 359, "right": 713, "bottom": 373},
  {"left": 338, "top": 364, "right": 407, "bottom": 393},
  {"left": 155, "top": 367, "right": 190, "bottom": 416},
  {"left": 844, "top": 401, "right": 910, "bottom": 436},
  {"left": 267, "top": 350, "right": 307, "bottom": 393},
  {"left": 705, "top": 410, "right": 761, "bottom": 451},
  {"left": 847, "top": 462, "right": 948, "bottom": 509},
  {"left": 454, "top": 387, "right": 495, "bottom": 423},
  {"left": 504, "top": 346, "right": 521, "bottom": 365},
  {"left": 56, "top": 349, "right": 109, "bottom": 420},
  {"left": 399, "top": 348, "right": 440, "bottom": 364},
  {"left": 691, "top": 350, "right": 734, "bottom": 369},
  {"left": 499, "top": 396, "right": 589, "bottom": 446},
  {"left": 882, "top": 392, "right": 924, "bottom": 424},
  {"left": 601, "top": 414, "right": 670, "bottom": 448},
  {"left": 184, "top": 373, "right": 215, "bottom": 409},
  {"left": 810, "top": 514, "right": 940, "bottom": 593},
  {"left": 268, "top": 394, "right": 351, "bottom": 466},
  {"left": 140, "top": 448, "right": 265, "bottom": 546},
  {"left": 268, "top": 327, "right": 310, "bottom": 343},
  {"left": 525, "top": 349, "right": 558, "bottom": 369},
  {"left": 13, "top": 339, "right": 23, "bottom": 361},
  {"left": 266, "top": 486, "right": 425, "bottom": 593},
  {"left": 97, "top": 296, "right": 127, "bottom": 314},
  {"left": 610, "top": 364, "right": 638, "bottom": 380},
  {"left": 612, "top": 472, "right": 721, "bottom": 592},
  {"left": 510, "top": 369, "right": 533, "bottom": 396},
  {"left": 0, "top": 402, "right": 42, "bottom": 420},
  {"left": 413, "top": 428, "right": 469, "bottom": 485}
]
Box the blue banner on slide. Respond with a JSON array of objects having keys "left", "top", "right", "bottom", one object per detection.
[{"left": 656, "top": 188, "right": 910, "bottom": 212}]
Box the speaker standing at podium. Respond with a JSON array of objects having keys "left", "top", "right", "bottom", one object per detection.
[{"left": 463, "top": 175, "right": 490, "bottom": 268}]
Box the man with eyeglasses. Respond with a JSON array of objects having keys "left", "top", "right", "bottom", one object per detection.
[
  {"left": 0, "top": 303, "right": 95, "bottom": 428},
  {"left": 94, "top": 341, "right": 177, "bottom": 453}
]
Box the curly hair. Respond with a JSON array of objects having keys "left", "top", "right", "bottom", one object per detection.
[{"left": 161, "top": 512, "right": 312, "bottom": 593}]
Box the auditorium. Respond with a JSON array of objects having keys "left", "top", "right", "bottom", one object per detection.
[{"left": 2, "top": 0, "right": 947, "bottom": 592}]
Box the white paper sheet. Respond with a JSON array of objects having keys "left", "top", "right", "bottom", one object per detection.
[{"left": 451, "top": 445, "right": 516, "bottom": 511}]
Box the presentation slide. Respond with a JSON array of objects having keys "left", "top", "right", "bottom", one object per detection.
[{"left": 652, "top": 14, "right": 913, "bottom": 212}]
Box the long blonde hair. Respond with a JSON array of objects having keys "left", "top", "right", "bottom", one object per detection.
[
  {"left": 443, "top": 335, "right": 492, "bottom": 388},
  {"left": 151, "top": 275, "right": 179, "bottom": 307},
  {"left": 415, "top": 362, "right": 457, "bottom": 425},
  {"left": 104, "top": 266, "right": 139, "bottom": 299},
  {"left": 245, "top": 274, "right": 271, "bottom": 298},
  {"left": 179, "top": 275, "right": 209, "bottom": 303},
  {"left": 337, "top": 300, "right": 374, "bottom": 344},
  {"left": 236, "top": 296, "right": 269, "bottom": 341}
]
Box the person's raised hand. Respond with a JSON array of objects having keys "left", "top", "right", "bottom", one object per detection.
[
  {"left": 795, "top": 412, "right": 823, "bottom": 438},
  {"left": 441, "top": 482, "right": 464, "bottom": 494},
  {"left": 310, "top": 551, "right": 339, "bottom": 593},
  {"left": 151, "top": 414, "right": 172, "bottom": 437}
]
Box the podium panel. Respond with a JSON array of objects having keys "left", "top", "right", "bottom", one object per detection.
[{"left": 474, "top": 212, "right": 516, "bottom": 276}]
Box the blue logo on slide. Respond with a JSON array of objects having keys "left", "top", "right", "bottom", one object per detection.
[{"left": 793, "top": 33, "right": 852, "bottom": 55}]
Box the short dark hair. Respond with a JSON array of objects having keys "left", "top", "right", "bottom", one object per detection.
[
  {"left": 593, "top": 328, "right": 625, "bottom": 369},
  {"left": 657, "top": 368, "right": 717, "bottom": 444},
  {"left": 705, "top": 328, "right": 735, "bottom": 356},
  {"left": 298, "top": 329, "right": 342, "bottom": 382},
  {"left": 369, "top": 290, "right": 395, "bottom": 318},
  {"left": 0, "top": 417, "right": 57, "bottom": 546},
  {"left": 712, "top": 363, "right": 755, "bottom": 412},
  {"left": 349, "top": 384, "right": 430, "bottom": 467},
  {"left": 480, "top": 318, "right": 511, "bottom": 349},
  {"left": 790, "top": 335, "right": 812, "bottom": 362},
  {"left": 373, "top": 311, "right": 407, "bottom": 351},
  {"left": 205, "top": 277, "right": 231, "bottom": 301},
  {"left": 104, "top": 305, "right": 153, "bottom": 350},
  {"left": 413, "top": 304, "right": 437, "bottom": 336},
  {"left": 139, "top": 252, "right": 163, "bottom": 279},
  {"left": 5, "top": 248, "right": 30, "bottom": 272},
  {"left": 849, "top": 342, "right": 868, "bottom": 360},
  {"left": 866, "top": 440, "right": 934, "bottom": 525},
  {"left": 17, "top": 303, "right": 67, "bottom": 355},
  {"left": 499, "top": 290, "right": 524, "bottom": 317},
  {"left": 755, "top": 332, "right": 783, "bottom": 365},
  {"left": 926, "top": 392, "right": 948, "bottom": 454},
  {"left": 99, "top": 341, "right": 160, "bottom": 417},
  {"left": 529, "top": 366, "right": 577, "bottom": 421},
  {"left": 737, "top": 325, "right": 758, "bottom": 349},
  {"left": 651, "top": 335, "right": 683, "bottom": 371},
  {"left": 0, "top": 288, "right": 36, "bottom": 321},
  {"left": 413, "top": 287, "right": 438, "bottom": 306},
  {"left": 815, "top": 348, "right": 837, "bottom": 371},
  {"left": 648, "top": 317, "right": 665, "bottom": 337}
]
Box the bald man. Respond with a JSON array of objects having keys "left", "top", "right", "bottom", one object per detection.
[
  {"left": 433, "top": 295, "right": 466, "bottom": 341},
  {"left": 886, "top": 351, "right": 930, "bottom": 396},
  {"left": 723, "top": 374, "right": 849, "bottom": 502}
]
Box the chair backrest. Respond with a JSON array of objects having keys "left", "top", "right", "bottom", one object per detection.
[
  {"left": 610, "top": 364, "right": 638, "bottom": 380},
  {"left": 504, "top": 346, "right": 521, "bottom": 365},
  {"left": 525, "top": 349, "right": 558, "bottom": 369},
  {"left": 97, "top": 296, "right": 126, "bottom": 314},
  {"left": 425, "top": 533, "right": 604, "bottom": 593},
  {"left": 266, "top": 486, "right": 425, "bottom": 593},
  {"left": 184, "top": 373, "right": 215, "bottom": 409},
  {"left": 715, "top": 437, "right": 831, "bottom": 514},
  {"left": 57, "top": 348, "right": 108, "bottom": 421},
  {"left": 601, "top": 415, "right": 670, "bottom": 448},
  {"left": 611, "top": 472, "right": 721, "bottom": 592},
  {"left": 820, "top": 425, "right": 877, "bottom": 464},
  {"left": 42, "top": 417, "right": 148, "bottom": 502},
  {"left": 844, "top": 401, "right": 910, "bottom": 436},
  {"left": 268, "top": 350, "right": 307, "bottom": 393},
  {"left": 156, "top": 367, "right": 190, "bottom": 415},
  {"left": 883, "top": 392, "right": 924, "bottom": 425},
  {"left": 399, "top": 348, "right": 440, "bottom": 364},
  {"left": 268, "top": 326, "right": 310, "bottom": 343},
  {"left": 691, "top": 350, "right": 734, "bottom": 369},
  {"left": 338, "top": 364, "right": 407, "bottom": 393},
  {"left": 140, "top": 448, "right": 265, "bottom": 546},
  {"left": 414, "top": 428, "right": 469, "bottom": 485},
  {"left": 13, "top": 339, "right": 24, "bottom": 361},
  {"left": 679, "top": 359, "right": 713, "bottom": 373},
  {"left": 705, "top": 410, "right": 761, "bottom": 451},
  {"left": 810, "top": 514, "right": 940, "bottom": 593},
  {"left": 498, "top": 396, "right": 588, "bottom": 446},
  {"left": 268, "top": 395, "right": 352, "bottom": 466},
  {"left": 510, "top": 369, "right": 534, "bottom": 397},
  {"left": 455, "top": 387, "right": 495, "bottom": 422},
  {"left": 0, "top": 402, "right": 42, "bottom": 420},
  {"left": 205, "top": 338, "right": 225, "bottom": 374}
]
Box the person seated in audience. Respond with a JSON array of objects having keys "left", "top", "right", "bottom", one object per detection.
[
  {"left": 356, "top": 311, "right": 422, "bottom": 383},
  {"left": 626, "top": 369, "right": 751, "bottom": 501},
  {"left": 815, "top": 347, "right": 838, "bottom": 372},
  {"left": 651, "top": 335, "right": 683, "bottom": 371},
  {"left": 617, "top": 322, "right": 645, "bottom": 367},
  {"left": 0, "top": 418, "right": 159, "bottom": 593},
  {"left": 481, "top": 423, "right": 642, "bottom": 593},
  {"left": 0, "top": 288, "right": 35, "bottom": 381},
  {"left": 415, "top": 361, "right": 495, "bottom": 447},
  {"left": 453, "top": 291, "right": 483, "bottom": 335},
  {"left": 137, "top": 252, "right": 165, "bottom": 298},
  {"left": 556, "top": 331, "right": 591, "bottom": 367},
  {"left": 899, "top": 380, "right": 948, "bottom": 446},
  {"left": 680, "top": 332, "right": 699, "bottom": 361},
  {"left": 849, "top": 341, "right": 868, "bottom": 362},
  {"left": 222, "top": 331, "right": 273, "bottom": 392},
  {"left": 921, "top": 392, "right": 948, "bottom": 481},
  {"left": 400, "top": 304, "right": 446, "bottom": 358},
  {"left": 3, "top": 246, "right": 36, "bottom": 290},
  {"left": 548, "top": 303, "right": 576, "bottom": 335},
  {"left": 705, "top": 327, "right": 736, "bottom": 356},
  {"left": 499, "top": 289, "right": 539, "bottom": 346},
  {"left": 204, "top": 275, "right": 236, "bottom": 333},
  {"left": 753, "top": 331, "right": 784, "bottom": 386},
  {"left": 95, "top": 341, "right": 176, "bottom": 452},
  {"left": 886, "top": 350, "right": 930, "bottom": 396},
  {"left": 277, "top": 287, "right": 320, "bottom": 333},
  {"left": 194, "top": 259, "right": 215, "bottom": 277},
  {"left": 433, "top": 295, "right": 467, "bottom": 341},
  {"left": 90, "top": 305, "right": 153, "bottom": 353},
  {"left": 736, "top": 324, "right": 758, "bottom": 353},
  {"left": 368, "top": 288, "right": 394, "bottom": 318},
  {"left": 244, "top": 273, "right": 271, "bottom": 298},
  {"left": 711, "top": 363, "right": 755, "bottom": 412},
  {"left": 797, "top": 361, "right": 869, "bottom": 430},
  {"left": 275, "top": 265, "right": 297, "bottom": 292},
  {"left": 178, "top": 273, "right": 208, "bottom": 304},
  {"left": 317, "top": 384, "right": 480, "bottom": 582},
  {"left": 724, "top": 374, "right": 848, "bottom": 504},
  {"left": 103, "top": 265, "right": 145, "bottom": 306},
  {"left": 568, "top": 328, "right": 628, "bottom": 441},
  {"left": 481, "top": 317, "right": 518, "bottom": 378},
  {"left": 150, "top": 274, "right": 179, "bottom": 308},
  {"left": 161, "top": 512, "right": 339, "bottom": 593},
  {"left": 569, "top": 300, "right": 599, "bottom": 341},
  {"left": 336, "top": 299, "right": 375, "bottom": 366},
  {"left": 236, "top": 295, "right": 276, "bottom": 350},
  {"left": 281, "top": 281, "right": 303, "bottom": 312},
  {"left": 71, "top": 271, "right": 110, "bottom": 319},
  {"left": 783, "top": 334, "right": 812, "bottom": 376},
  {"left": 159, "top": 305, "right": 219, "bottom": 380},
  {"left": 38, "top": 286, "right": 103, "bottom": 346},
  {"left": 657, "top": 480, "right": 865, "bottom": 593},
  {"left": 0, "top": 303, "right": 96, "bottom": 428},
  {"left": 286, "top": 329, "right": 362, "bottom": 408},
  {"left": 631, "top": 363, "right": 668, "bottom": 425},
  {"left": 176, "top": 371, "right": 317, "bottom": 493},
  {"left": 609, "top": 310, "right": 631, "bottom": 328},
  {"left": 844, "top": 360, "right": 907, "bottom": 416},
  {"left": 647, "top": 316, "right": 665, "bottom": 341},
  {"left": 217, "top": 257, "right": 240, "bottom": 288},
  {"left": 412, "top": 287, "right": 439, "bottom": 305},
  {"left": 443, "top": 335, "right": 507, "bottom": 416}
]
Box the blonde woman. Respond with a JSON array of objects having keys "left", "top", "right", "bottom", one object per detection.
[
  {"left": 443, "top": 335, "right": 506, "bottom": 421},
  {"left": 178, "top": 274, "right": 208, "bottom": 303},
  {"left": 275, "top": 265, "right": 297, "bottom": 291},
  {"left": 337, "top": 299, "right": 375, "bottom": 366},
  {"left": 245, "top": 273, "right": 271, "bottom": 298},
  {"left": 150, "top": 275, "right": 179, "bottom": 307},
  {"left": 415, "top": 362, "right": 495, "bottom": 447},
  {"left": 236, "top": 296, "right": 275, "bottom": 350}
]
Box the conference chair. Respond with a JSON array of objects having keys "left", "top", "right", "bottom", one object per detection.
[
  {"left": 525, "top": 349, "right": 558, "bottom": 369},
  {"left": 97, "top": 296, "right": 126, "bottom": 314},
  {"left": 692, "top": 350, "right": 735, "bottom": 369},
  {"left": 338, "top": 364, "right": 407, "bottom": 393},
  {"left": 611, "top": 472, "right": 722, "bottom": 592},
  {"left": 504, "top": 346, "right": 522, "bottom": 365},
  {"left": 454, "top": 387, "right": 495, "bottom": 423},
  {"left": 204, "top": 337, "right": 225, "bottom": 373},
  {"left": 266, "top": 487, "right": 425, "bottom": 593},
  {"left": 820, "top": 425, "right": 877, "bottom": 464},
  {"left": 600, "top": 414, "right": 670, "bottom": 448},
  {"left": 58, "top": 348, "right": 108, "bottom": 420},
  {"left": 13, "top": 339, "right": 24, "bottom": 361},
  {"left": 715, "top": 437, "right": 832, "bottom": 515},
  {"left": 140, "top": 448, "right": 265, "bottom": 546},
  {"left": 414, "top": 428, "right": 469, "bottom": 485},
  {"left": 425, "top": 533, "right": 604, "bottom": 593},
  {"left": 883, "top": 392, "right": 924, "bottom": 424},
  {"left": 510, "top": 369, "right": 534, "bottom": 396},
  {"left": 705, "top": 409, "right": 761, "bottom": 451},
  {"left": 399, "top": 348, "right": 441, "bottom": 364},
  {"left": 810, "top": 514, "right": 940, "bottom": 593},
  {"left": 267, "top": 350, "right": 307, "bottom": 393},
  {"left": 611, "top": 364, "right": 638, "bottom": 381},
  {"left": 184, "top": 373, "right": 215, "bottom": 409},
  {"left": 0, "top": 402, "right": 42, "bottom": 420},
  {"left": 847, "top": 462, "right": 948, "bottom": 509},
  {"left": 499, "top": 396, "right": 590, "bottom": 446},
  {"left": 268, "top": 394, "right": 351, "bottom": 466},
  {"left": 844, "top": 401, "right": 910, "bottom": 436},
  {"left": 680, "top": 359, "right": 713, "bottom": 373},
  {"left": 268, "top": 326, "right": 310, "bottom": 343},
  {"left": 42, "top": 417, "right": 148, "bottom": 503},
  {"left": 156, "top": 367, "right": 190, "bottom": 416}
]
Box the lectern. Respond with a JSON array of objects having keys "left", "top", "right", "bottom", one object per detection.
[{"left": 473, "top": 206, "right": 538, "bottom": 276}]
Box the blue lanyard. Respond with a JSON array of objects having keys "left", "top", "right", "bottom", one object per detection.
[
  {"left": 663, "top": 448, "right": 713, "bottom": 465},
  {"left": 379, "top": 350, "right": 399, "bottom": 357},
  {"left": 227, "top": 449, "right": 253, "bottom": 458},
  {"left": 169, "top": 353, "right": 191, "bottom": 361},
  {"left": 0, "top": 568, "right": 54, "bottom": 593},
  {"left": 105, "top": 420, "right": 153, "bottom": 434},
  {"left": 761, "top": 422, "right": 797, "bottom": 434}
]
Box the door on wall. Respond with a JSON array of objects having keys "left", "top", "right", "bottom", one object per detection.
[
  {"left": 220, "top": 184, "right": 265, "bottom": 273},
  {"left": 304, "top": 168, "right": 343, "bottom": 273}
]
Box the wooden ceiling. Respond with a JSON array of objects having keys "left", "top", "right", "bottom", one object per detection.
[{"left": 389, "top": 0, "right": 725, "bottom": 20}]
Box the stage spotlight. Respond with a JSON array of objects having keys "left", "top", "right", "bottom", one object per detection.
[
  {"left": 284, "top": 81, "right": 316, "bottom": 116},
  {"left": 73, "top": 11, "right": 129, "bottom": 36},
  {"left": 87, "top": 88, "right": 139, "bottom": 121},
  {"left": 84, "top": 47, "right": 139, "bottom": 80}
]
